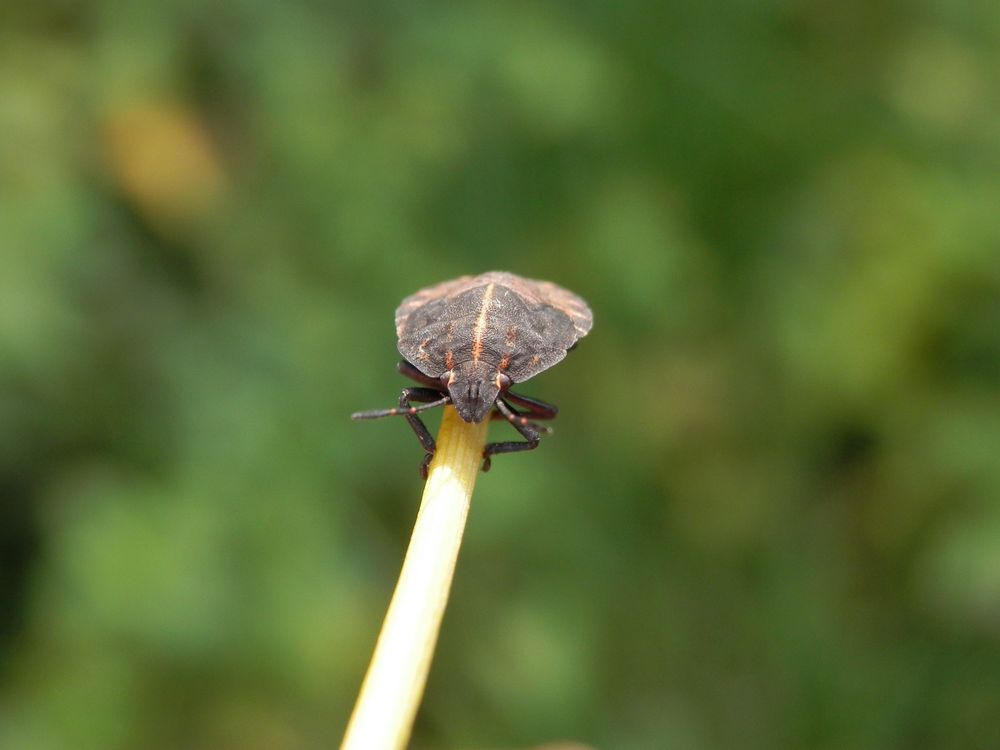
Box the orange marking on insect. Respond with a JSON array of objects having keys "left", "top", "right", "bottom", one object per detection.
[
  {"left": 471, "top": 282, "right": 496, "bottom": 362},
  {"left": 529, "top": 355, "right": 541, "bottom": 366},
  {"left": 505, "top": 325, "right": 517, "bottom": 347},
  {"left": 445, "top": 350, "right": 455, "bottom": 370},
  {"left": 409, "top": 407, "right": 417, "bottom": 414},
  {"left": 519, "top": 417, "right": 528, "bottom": 426},
  {"left": 417, "top": 338, "right": 432, "bottom": 361},
  {"left": 499, "top": 354, "right": 510, "bottom": 371}
]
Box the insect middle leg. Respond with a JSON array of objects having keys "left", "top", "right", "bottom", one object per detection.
[{"left": 482, "top": 397, "right": 546, "bottom": 472}]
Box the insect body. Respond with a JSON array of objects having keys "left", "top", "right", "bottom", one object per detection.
[{"left": 352, "top": 271, "right": 593, "bottom": 476}]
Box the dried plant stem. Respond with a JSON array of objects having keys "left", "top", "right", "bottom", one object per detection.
[{"left": 340, "top": 406, "right": 489, "bottom": 750}]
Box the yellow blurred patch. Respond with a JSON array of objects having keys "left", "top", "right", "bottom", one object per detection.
[{"left": 102, "top": 102, "right": 227, "bottom": 227}]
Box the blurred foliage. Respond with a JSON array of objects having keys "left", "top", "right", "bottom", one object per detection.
[{"left": 2, "top": 1, "right": 1000, "bottom": 749}]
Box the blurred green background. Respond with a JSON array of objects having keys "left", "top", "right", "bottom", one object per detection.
[{"left": 2, "top": 1, "right": 1000, "bottom": 749}]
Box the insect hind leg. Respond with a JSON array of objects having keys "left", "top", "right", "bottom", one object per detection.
[{"left": 397, "top": 360, "right": 445, "bottom": 388}]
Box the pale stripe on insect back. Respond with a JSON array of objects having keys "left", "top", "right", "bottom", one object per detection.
[{"left": 470, "top": 282, "right": 495, "bottom": 363}]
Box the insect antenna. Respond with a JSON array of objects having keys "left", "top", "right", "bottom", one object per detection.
[{"left": 351, "top": 394, "right": 451, "bottom": 421}]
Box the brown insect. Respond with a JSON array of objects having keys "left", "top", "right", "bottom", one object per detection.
[{"left": 352, "top": 271, "right": 593, "bottom": 476}]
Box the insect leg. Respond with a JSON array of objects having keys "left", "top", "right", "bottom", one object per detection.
[
  {"left": 488, "top": 391, "right": 556, "bottom": 437},
  {"left": 481, "top": 397, "right": 544, "bottom": 472},
  {"left": 498, "top": 390, "right": 558, "bottom": 420},
  {"left": 396, "top": 360, "right": 445, "bottom": 388},
  {"left": 352, "top": 387, "right": 449, "bottom": 478}
]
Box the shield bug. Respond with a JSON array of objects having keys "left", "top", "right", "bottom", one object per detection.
[{"left": 352, "top": 271, "right": 593, "bottom": 476}]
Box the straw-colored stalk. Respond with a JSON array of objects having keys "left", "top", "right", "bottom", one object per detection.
[{"left": 340, "top": 405, "right": 489, "bottom": 750}]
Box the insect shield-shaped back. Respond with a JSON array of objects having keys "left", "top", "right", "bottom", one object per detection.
[
  {"left": 395, "top": 271, "right": 593, "bottom": 423},
  {"left": 352, "top": 271, "right": 592, "bottom": 476}
]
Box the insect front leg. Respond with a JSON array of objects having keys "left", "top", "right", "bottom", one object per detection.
[
  {"left": 489, "top": 390, "right": 558, "bottom": 435},
  {"left": 481, "top": 397, "right": 544, "bottom": 472},
  {"left": 352, "top": 387, "right": 450, "bottom": 478}
]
